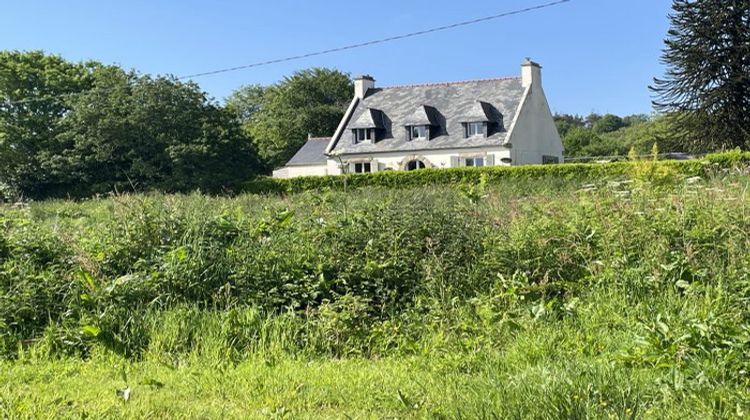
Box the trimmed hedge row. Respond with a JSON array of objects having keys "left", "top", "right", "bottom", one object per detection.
[{"left": 245, "top": 151, "right": 750, "bottom": 194}]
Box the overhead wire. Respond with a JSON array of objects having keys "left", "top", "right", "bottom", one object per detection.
[{"left": 1, "top": 0, "right": 572, "bottom": 107}]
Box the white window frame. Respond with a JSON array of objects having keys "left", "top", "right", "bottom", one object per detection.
[
  {"left": 464, "top": 157, "right": 485, "bottom": 167},
  {"left": 410, "top": 125, "right": 428, "bottom": 140},
  {"left": 353, "top": 128, "right": 374, "bottom": 143},
  {"left": 358, "top": 128, "right": 372, "bottom": 141},
  {"left": 466, "top": 122, "right": 486, "bottom": 137},
  {"left": 353, "top": 162, "right": 372, "bottom": 173}
]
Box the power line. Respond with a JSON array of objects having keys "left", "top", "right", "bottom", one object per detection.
[
  {"left": 176, "top": 0, "right": 571, "bottom": 80},
  {"left": 2, "top": 0, "right": 572, "bottom": 106}
]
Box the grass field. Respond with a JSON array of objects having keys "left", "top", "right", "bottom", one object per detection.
[{"left": 1, "top": 162, "right": 749, "bottom": 418}]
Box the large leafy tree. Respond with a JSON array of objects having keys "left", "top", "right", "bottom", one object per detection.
[
  {"left": 225, "top": 84, "right": 266, "bottom": 123},
  {"left": 592, "top": 114, "right": 625, "bottom": 134},
  {"left": 553, "top": 113, "right": 585, "bottom": 138},
  {"left": 651, "top": 0, "right": 750, "bottom": 151},
  {"left": 1, "top": 51, "right": 260, "bottom": 198},
  {"left": 0, "top": 51, "right": 98, "bottom": 197},
  {"left": 240, "top": 68, "right": 352, "bottom": 168},
  {"left": 59, "top": 67, "right": 260, "bottom": 195}
]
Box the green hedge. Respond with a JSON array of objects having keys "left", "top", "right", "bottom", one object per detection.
[{"left": 245, "top": 151, "right": 750, "bottom": 195}]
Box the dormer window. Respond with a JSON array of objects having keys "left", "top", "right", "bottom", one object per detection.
[
  {"left": 353, "top": 128, "right": 373, "bottom": 143},
  {"left": 409, "top": 125, "right": 429, "bottom": 140},
  {"left": 404, "top": 105, "right": 440, "bottom": 141},
  {"left": 461, "top": 101, "right": 499, "bottom": 138},
  {"left": 466, "top": 122, "right": 486, "bottom": 137},
  {"left": 350, "top": 108, "right": 384, "bottom": 144}
]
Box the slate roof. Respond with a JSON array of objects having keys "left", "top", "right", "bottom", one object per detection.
[
  {"left": 350, "top": 108, "right": 385, "bottom": 129},
  {"left": 460, "top": 101, "right": 494, "bottom": 122},
  {"left": 285, "top": 137, "right": 330, "bottom": 166},
  {"left": 403, "top": 105, "right": 441, "bottom": 126},
  {"left": 330, "top": 77, "right": 524, "bottom": 155}
]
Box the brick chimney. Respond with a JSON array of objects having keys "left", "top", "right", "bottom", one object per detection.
[
  {"left": 521, "top": 58, "right": 542, "bottom": 88},
  {"left": 354, "top": 75, "right": 375, "bottom": 98}
]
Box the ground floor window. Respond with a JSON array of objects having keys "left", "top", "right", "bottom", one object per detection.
[
  {"left": 353, "top": 162, "right": 372, "bottom": 173},
  {"left": 464, "top": 157, "right": 485, "bottom": 167},
  {"left": 542, "top": 155, "right": 560, "bottom": 164},
  {"left": 406, "top": 160, "right": 426, "bottom": 171}
]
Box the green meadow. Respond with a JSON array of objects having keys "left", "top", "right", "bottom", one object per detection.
[{"left": 1, "top": 159, "right": 749, "bottom": 418}]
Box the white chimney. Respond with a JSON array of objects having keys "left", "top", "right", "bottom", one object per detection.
[
  {"left": 354, "top": 75, "right": 375, "bottom": 98},
  {"left": 521, "top": 58, "right": 542, "bottom": 88}
]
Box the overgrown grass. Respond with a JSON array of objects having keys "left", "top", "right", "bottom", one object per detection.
[{"left": 1, "top": 162, "right": 749, "bottom": 417}]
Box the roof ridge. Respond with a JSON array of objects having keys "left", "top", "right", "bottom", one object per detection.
[{"left": 381, "top": 76, "right": 521, "bottom": 90}]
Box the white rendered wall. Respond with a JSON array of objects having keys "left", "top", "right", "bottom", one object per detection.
[
  {"left": 273, "top": 164, "right": 328, "bottom": 179},
  {"left": 325, "top": 147, "right": 512, "bottom": 175},
  {"left": 507, "top": 83, "right": 563, "bottom": 165}
]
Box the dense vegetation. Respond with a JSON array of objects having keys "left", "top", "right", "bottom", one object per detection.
[
  {"left": 0, "top": 51, "right": 353, "bottom": 199},
  {"left": 555, "top": 113, "right": 681, "bottom": 158},
  {"left": 1, "top": 156, "right": 749, "bottom": 417},
  {"left": 0, "top": 51, "right": 261, "bottom": 199},
  {"left": 227, "top": 68, "right": 353, "bottom": 169}
]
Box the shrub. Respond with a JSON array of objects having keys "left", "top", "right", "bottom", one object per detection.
[
  {"left": 629, "top": 144, "right": 681, "bottom": 188},
  {"left": 244, "top": 151, "right": 750, "bottom": 195}
]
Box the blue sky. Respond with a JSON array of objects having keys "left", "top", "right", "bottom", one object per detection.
[{"left": 1, "top": 0, "right": 672, "bottom": 116}]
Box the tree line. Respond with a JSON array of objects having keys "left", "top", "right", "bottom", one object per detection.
[
  {"left": 554, "top": 113, "right": 676, "bottom": 158},
  {"left": 0, "top": 51, "right": 352, "bottom": 199}
]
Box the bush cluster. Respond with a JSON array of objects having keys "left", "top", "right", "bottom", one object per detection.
[{"left": 1, "top": 161, "right": 749, "bottom": 369}]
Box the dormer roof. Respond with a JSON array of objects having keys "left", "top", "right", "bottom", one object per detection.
[
  {"left": 403, "top": 105, "right": 441, "bottom": 126},
  {"left": 349, "top": 108, "right": 384, "bottom": 129},
  {"left": 460, "top": 101, "right": 494, "bottom": 123}
]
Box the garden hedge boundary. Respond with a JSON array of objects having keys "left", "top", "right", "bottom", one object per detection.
[{"left": 244, "top": 151, "right": 750, "bottom": 195}]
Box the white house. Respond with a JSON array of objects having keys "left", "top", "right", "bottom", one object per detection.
[{"left": 273, "top": 58, "right": 563, "bottom": 178}]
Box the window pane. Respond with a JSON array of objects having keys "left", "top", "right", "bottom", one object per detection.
[
  {"left": 468, "top": 122, "right": 484, "bottom": 136},
  {"left": 355, "top": 163, "right": 362, "bottom": 173},
  {"left": 364, "top": 163, "right": 371, "bottom": 172},
  {"left": 476, "top": 158, "right": 484, "bottom": 167},
  {"left": 465, "top": 158, "right": 474, "bottom": 167},
  {"left": 411, "top": 126, "right": 427, "bottom": 139},
  {"left": 365, "top": 129, "right": 371, "bottom": 140}
]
